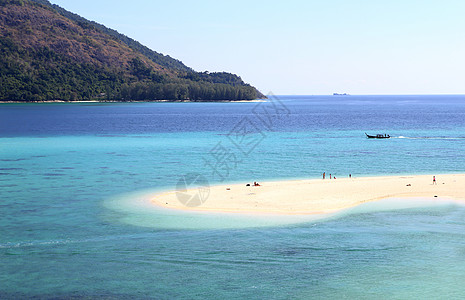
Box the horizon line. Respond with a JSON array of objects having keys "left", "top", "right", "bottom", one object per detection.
[{"left": 270, "top": 93, "right": 465, "bottom": 96}]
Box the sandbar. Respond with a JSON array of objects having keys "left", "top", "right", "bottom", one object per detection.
[{"left": 152, "top": 174, "right": 465, "bottom": 215}]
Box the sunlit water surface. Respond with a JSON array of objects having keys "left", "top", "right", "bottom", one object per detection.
[{"left": 1, "top": 95, "right": 465, "bottom": 299}]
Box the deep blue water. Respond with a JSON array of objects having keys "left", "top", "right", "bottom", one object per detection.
[{"left": 1, "top": 95, "right": 465, "bottom": 299}]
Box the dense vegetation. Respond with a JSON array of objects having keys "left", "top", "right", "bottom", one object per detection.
[{"left": 0, "top": 0, "right": 264, "bottom": 101}]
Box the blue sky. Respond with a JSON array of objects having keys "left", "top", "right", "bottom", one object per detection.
[{"left": 50, "top": 0, "right": 465, "bottom": 95}]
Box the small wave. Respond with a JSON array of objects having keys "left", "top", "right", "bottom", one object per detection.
[
  {"left": 0, "top": 239, "right": 73, "bottom": 249},
  {"left": 42, "top": 173, "right": 65, "bottom": 177},
  {"left": 343, "top": 246, "right": 404, "bottom": 252},
  {"left": 0, "top": 234, "right": 150, "bottom": 249},
  {"left": 0, "top": 158, "right": 28, "bottom": 162}
]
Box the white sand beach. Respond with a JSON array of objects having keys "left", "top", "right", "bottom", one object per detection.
[{"left": 152, "top": 174, "right": 465, "bottom": 214}]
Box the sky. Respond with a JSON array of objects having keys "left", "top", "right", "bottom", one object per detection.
[{"left": 50, "top": 0, "right": 465, "bottom": 95}]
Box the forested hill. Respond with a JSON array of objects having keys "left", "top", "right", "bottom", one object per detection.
[{"left": 0, "top": 0, "right": 265, "bottom": 101}]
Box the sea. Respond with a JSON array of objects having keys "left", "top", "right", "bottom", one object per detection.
[{"left": 1, "top": 95, "right": 465, "bottom": 299}]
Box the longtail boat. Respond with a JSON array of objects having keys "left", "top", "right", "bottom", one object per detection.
[{"left": 365, "top": 133, "right": 390, "bottom": 139}]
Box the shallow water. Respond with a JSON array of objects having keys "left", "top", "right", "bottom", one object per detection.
[{"left": 1, "top": 95, "right": 465, "bottom": 299}]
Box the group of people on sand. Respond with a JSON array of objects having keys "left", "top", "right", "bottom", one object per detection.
[
  {"left": 322, "top": 172, "right": 351, "bottom": 180},
  {"left": 246, "top": 181, "right": 261, "bottom": 186}
]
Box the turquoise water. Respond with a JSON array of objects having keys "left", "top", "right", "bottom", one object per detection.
[{"left": 1, "top": 96, "right": 465, "bottom": 298}]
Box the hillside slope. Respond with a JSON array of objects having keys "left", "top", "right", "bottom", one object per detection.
[{"left": 0, "top": 0, "right": 264, "bottom": 101}]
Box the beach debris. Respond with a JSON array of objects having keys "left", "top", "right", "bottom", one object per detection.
[
  {"left": 434, "top": 195, "right": 438, "bottom": 198},
  {"left": 246, "top": 183, "right": 250, "bottom": 186},
  {"left": 226, "top": 188, "right": 230, "bottom": 190}
]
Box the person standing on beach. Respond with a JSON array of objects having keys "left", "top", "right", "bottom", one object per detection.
[
  {"left": 330, "top": 174, "right": 332, "bottom": 179},
  {"left": 323, "top": 172, "right": 325, "bottom": 179},
  {"left": 349, "top": 174, "right": 351, "bottom": 179},
  {"left": 433, "top": 176, "right": 437, "bottom": 185}
]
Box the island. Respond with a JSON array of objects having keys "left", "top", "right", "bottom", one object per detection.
[{"left": 0, "top": 0, "right": 265, "bottom": 102}]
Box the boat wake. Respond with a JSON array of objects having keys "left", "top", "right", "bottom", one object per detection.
[{"left": 395, "top": 136, "right": 465, "bottom": 140}]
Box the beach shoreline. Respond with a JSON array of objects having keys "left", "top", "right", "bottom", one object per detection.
[{"left": 152, "top": 174, "right": 465, "bottom": 215}]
